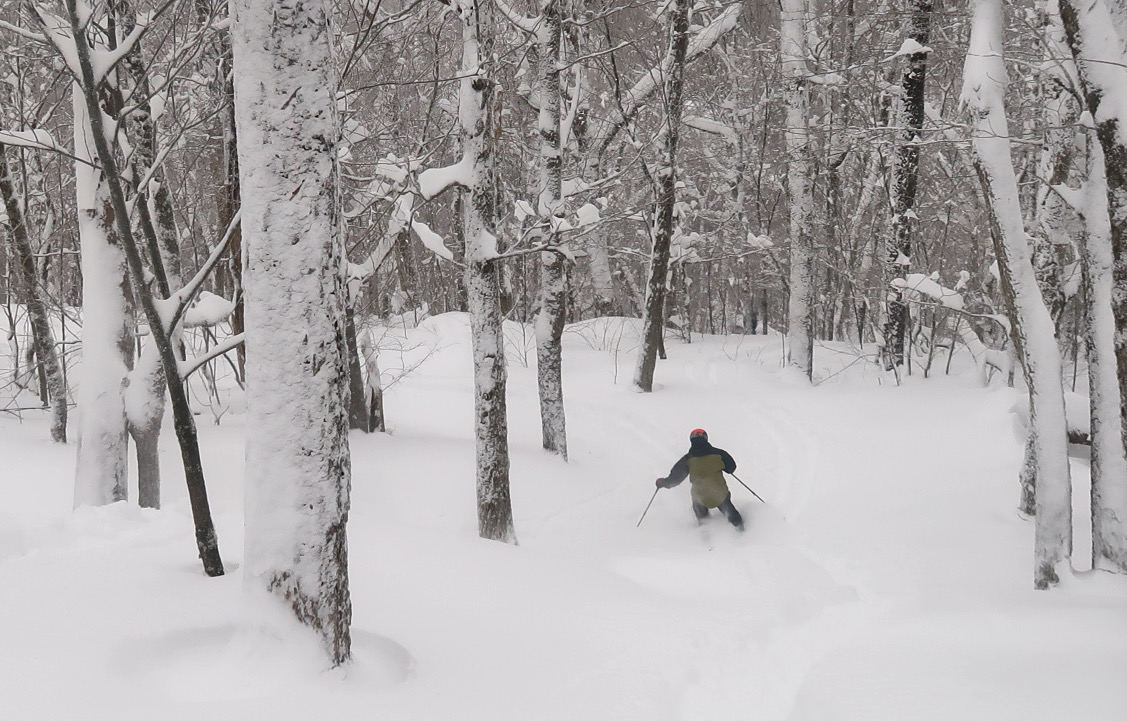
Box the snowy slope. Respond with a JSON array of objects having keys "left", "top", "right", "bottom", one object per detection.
[{"left": 1, "top": 314, "right": 1124, "bottom": 720}]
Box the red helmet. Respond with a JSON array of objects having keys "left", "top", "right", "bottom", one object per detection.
[{"left": 689, "top": 428, "right": 708, "bottom": 441}]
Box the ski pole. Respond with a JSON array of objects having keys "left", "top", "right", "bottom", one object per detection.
[
  {"left": 728, "top": 472, "right": 767, "bottom": 503},
  {"left": 636, "top": 487, "right": 660, "bottom": 527}
]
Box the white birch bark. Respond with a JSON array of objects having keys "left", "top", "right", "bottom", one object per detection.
[
  {"left": 71, "top": 83, "right": 131, "bottom": 508},
  {"left": 456, "top": 0, "right": 515, "bottom": 542},
  {"left": 0, "top": 142, "right": 68, "bottom": 443},
  {"left": 232, "top": 0, "right": 352, "bottom": 664},
  {"left": 962, "top": 0, "right": 1072, "bottom": 588},
  {"left": 1058, "top": 0, "right": 1127, "bottom": 572},
  {"left": 533, "top": 0, "right": 568, "bottom": 459},
  {"left": 1076, "top": 132, "right": 1127, "bottom": 572},
  {"left": 781, "top": 0, "right": 815, "bottom": 379}
]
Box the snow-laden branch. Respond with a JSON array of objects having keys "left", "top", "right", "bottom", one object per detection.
[
  {"left": 411, "top": 219, "right": 455, "bottom": 260},
  {"left": 32, "top": 6, "right": 82, "bottom": 79},
  {"left": 683, "top": 115, "right": 738, "bottom": 145},
  {"left": 617, "top": 3, "right": 742, "bottom": 125},
  {"left": 886, "top": 38, "right": 933, "bottom": 60},
  {"left": 179, "top": 333, "right": 245, "bottom": 380},
  {"left": 591, "top": 2, "right": 741, "bottom": 158},
  {"left": 90, "top": 12, "right": 152, "bottom": 83},
  {"left": 492, "top": 0, "right": 542, "bottom": 35},
  {"left": 0, "top": 19, "right": 46, "bottom": 42},
  {"left": 417, "top": 155, "right": 473, "bottom": 198},
  {"left": 1049, "top": 182, "right": 1085, "bottom": 215},
  {"left": 160, "top": 209, "right": 241, "bottom": 334},
  {"left": 0, "top": 129, "right": 63, "bottom": 153}
]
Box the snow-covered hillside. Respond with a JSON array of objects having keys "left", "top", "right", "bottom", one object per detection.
[{"left": 2, "top": 314, "right": 1124, "bottom": 720}]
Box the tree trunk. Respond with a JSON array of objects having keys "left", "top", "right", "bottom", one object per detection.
[
  {"left": 67, "top": 0, "right": 225, "bottom": 577},
  {"left": 781, "top": 0, "right": 815, "bottom": 379},
  {"left": 1077, "top": 132, "right": 1127, "bottom": 572},
  {"left": 345, "top": 307, "right": 367, "bottom": 431},
  {"left": 232, "top": 0, "right": 352, "bottom": 663},
  {"left": 963, "top": 0, "right": 1072, "bottom": 588},
  {"left": 1059, "top": 0, "right": 1127, "bottom": 573},
  {"left": 115, "top": 0, "right": 176, "bottom": 507},
  {"left": 70, "top": 83, "right": 131, "bottom": 508},
  {"left": 882, "top": 0, "right": 933, "bottom": 369},
  {"left": 534, "top": 0, "right": 568, "bottom": 458},
  {"left": 633, "top": 0, "right": 690, "bottom": 393},
  {"left": 456, "top": 0, "right": 516, "bottom": 543},
  {"left": 126, "top": 341, "right": 164, "bottom": 509},
  {"left": 0, "top": 143, "right": 67, "bottom": 443}
]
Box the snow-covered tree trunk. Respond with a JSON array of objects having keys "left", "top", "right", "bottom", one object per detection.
[
  {"left": 781, "top": 0, "right": 815, "bottom": 379},
  {"left": 1019, "top": 0, "right": 1084, "bottom": 518},
  {"left": 64, "top": 0, "right": 224, "bottom": 576},
  {"left": 962, "top": 0, "right": 1072, "bottom": 589},
  {"left": 232, "top": 0, "right": 352, "bottom": 662},
  {"left": 1074, "top": 133, "right": 1127, "bottom": 572},
  {"left": 634, "top": 0, "right": 690, "bottom": 393},
  {"left": 882, "top": 0, "right": 933, "bottom": 369},
  {"left": 534, "top": 0, "right": 568, "bottom": 458},
  {"left": 1059, "top": 1, "right": 1127, "bottom": 554},
  {"left": 126, "top": 340, "right": 164, "bottom": 509},
  {"left": 455, "top": 0, "right": 515, "bottom": 542},
  {"left": 0, "top": 142, "right": 67, "bottom": 443},
  {"left": 71, "top": 83, "right": 131, "bottom": 508},
  {"left": 114, "top": 0, "right": 174, "bottom": 509},
  {"left": 358, "top": 324, "right": 385, "bottom": 433},
  {"left": 1032, "top": 3, "right": 1081, "bottom": 326}
]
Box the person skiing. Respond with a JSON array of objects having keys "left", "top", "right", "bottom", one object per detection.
[{"left": 655, "top": 429, "right": 744, "bottom": 530}]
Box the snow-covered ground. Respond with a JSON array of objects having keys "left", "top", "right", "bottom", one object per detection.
[{"left": 1, "top": 314, "right": 1124, "bottom": 720}]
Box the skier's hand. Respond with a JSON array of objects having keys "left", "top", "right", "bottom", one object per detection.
[{"left": 656, "top": 477, "right": 670, "bottom": 489}]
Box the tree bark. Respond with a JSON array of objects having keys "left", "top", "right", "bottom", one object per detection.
[
  {"left": 67, "top": 0, "right": 225, "bottom": 576},
  {"left": 0, "top": 142, "right": 67, "bottom": 443},
  {"left": 70, "top": 81, "right": 131, "bottom": 508},
  {"left": 633, "top": 0, "right": 690, "bottom": 393},
  {"left": 455, "top": 0, "right": 516, "bottom": 543},
  {"left": 232, "top": 0, "right": 352, "bottom": 663},
  {"left": 781, "top": 0, "right": 815, "bottom": 379},
  {"left": 534, "top": 0, "right": 568, "bottom": 458},
  {"left": 1059, "top": 0, "right": 1127, "bottom": 573},
  {"left": 963, "top": 0, "right": 1072, "bottom": 588},
  {"left": 1076, "top": 134, "right": 1127, "bottom": 572},
  {"left": 882, "top": 0, "right": 933, "bottom": 369}
]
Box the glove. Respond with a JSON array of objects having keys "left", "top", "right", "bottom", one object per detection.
[{"left": 656, "top": 477, "right": 671, "bottom": 489}]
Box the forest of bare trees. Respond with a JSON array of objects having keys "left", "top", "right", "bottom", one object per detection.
[{"left": 3, "top": 0, "right": 1127, "bottom": 661}]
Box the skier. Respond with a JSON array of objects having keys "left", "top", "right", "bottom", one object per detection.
[{"left": 655, "top": 429, "right": 744, "bottom": 531}]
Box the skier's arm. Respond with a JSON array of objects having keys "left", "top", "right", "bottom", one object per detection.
[
  {"left": 657, "top": 454, "right": 690, "bottom": 488},
  {"left": 719, "top": 449, "right": 736, "bottom": 474}
]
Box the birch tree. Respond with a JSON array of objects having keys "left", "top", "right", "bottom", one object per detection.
[
  {"left": 1056, "top": 0, "right": 1127, "bottom": 572},
  {"left": 421, "top": 0, "right": 515, "bottom": 542},
  {"left": 780, "top": 0, "right": 814, "bottom": 379},
  {"left": 60, "top": 15, "right": 133, "bottom": 508},
  {"left": 1068, "top": 133, "right": 1127, "bottom": 572},
  {"left": 961, "top": 0, "right": 1072, "bottom": 588},
  {"left": 0, "top": 140, "right": 68, "bottom": 442},
  {"left": 495, "top": 0, "right": 569, "bottom": 458},
  {"left": 46, "top": 0, "right": 227, "bottom": 576},
  {"left": 232, "top": 0, "right": 353, "bottom": 663}
]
